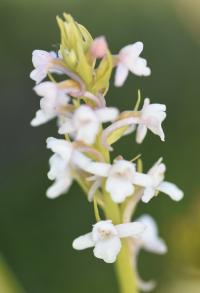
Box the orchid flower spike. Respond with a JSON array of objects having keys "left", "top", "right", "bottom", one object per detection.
[
  {"left": 30, "top": 50, "right": 61, "bottom": 84},
  {"left": 142, "top": 158, "right": 184, "bottom": 203},
  {"left": 58, "top": 105, "right": 119, "bottom": 145},
  {"left": 115, "top": 42, "right": 151, "bottom": 87},
  {"left": 136, "top": 98, "right": 166, "bottom": 143},
  {"left": 86, "top": 159, "right": 153, "bottom": 203},
  {"left": 133, "top": 215, "right": 167, "bottom": 292},
  {"left": 46, "top": 137, "right": 91, "bottom": 199},
  {"left": 73, "top": 220, "right": 145, "bottom": 263},
  {"left": 30, "top": 81, "right": 70, "bottom": 127}
]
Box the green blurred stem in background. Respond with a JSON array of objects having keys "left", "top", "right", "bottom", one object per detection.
[
  {"left": 103, "top": 190, "right": 138, "bottom": 293},
  {"left": 0, "top": 256, "right": 24, "bottom": 293}
]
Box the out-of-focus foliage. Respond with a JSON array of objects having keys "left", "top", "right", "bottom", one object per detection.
[{"left": 0, "top": 257, "right": 24, "bottom": 293}]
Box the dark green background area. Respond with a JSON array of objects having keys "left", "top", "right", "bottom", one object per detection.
[{"left": 0, "top": 0, "right": 200, "bottom": 292}]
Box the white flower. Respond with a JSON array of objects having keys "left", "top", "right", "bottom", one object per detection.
[
  {"left": 30, "top": 50, "right": 60, "bottom": 84},
  {"left": 30, "top": 82, "right": 70, "bottom": 127},
  {"left": 73, "top": 220, "right": 145, "bottom": 263},
  {"left": 86, "top": 159, "right": 153, "bottom": 203},
  {"left": 46, "top": 137, "right": 91, "bottom": 199},
  {"left": 115, "top": 42, "right": 151, "bottom": 87},
  {"left": 133, "top": 215, "right": 167, "bottom": 292},
  {"left": 136, "top": 214, "right": 167, "bottom": 254},
  {"left": 59, "top": 105, "right": 119, "bottom": 145},
  {"left": 136, "top": 98, "right": 166, "bottom": 143},
  {"left": 142, "top": 158, "right": 184, "bottom": 203}
]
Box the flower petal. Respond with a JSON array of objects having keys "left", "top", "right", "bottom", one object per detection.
[
  {"left": 30, "top": 109, "right": 55, "bottom": 126},
  {"left": 93, "top": 237, "right": 121, "bottom": 263},
  {"left": 71, "top": 150, "right": 92, "bottom": 170},
  {"left": 141, "top": 187, "right": 155, "bottom": 203},
  {"left": 46, "top": 173, "right": 72, "bottom": 199},
  {"left": 85, "top": 162, "right": 111, "bottom": 177},
  {"left": 133, "top": 172, "right": 153, "bottom": 187},
  {"left": 116, "top": 222, "right": 146, "bottom": 238},
  {"left": 47, "top": 154, "right": 66, "bottom": 180},
  {"left": 158, "top": 181, "right": 184, "bottom": 201},
  {"left": 96, "top": 107, "right": 119, "bottom": 123},
  {"left": 30, "top": 68, "right": 47, "bottom": 84},
  {"left": 137, "top": 215, "right": 167, "bottom": 254},
  {"left": 136, "top": 124, "right": 148, "bottom": 144},
  {"left": 46, "top": 137, "right": 73, "bottom": 162},
  {"left": 106, "top": 176, "right": 134, "bottom": 203},
  {"left": 72, "top": 233, "right": 95, "bottom": 250},
  {"left": 130, "top": 57, "right": 151, "bottom": 76},
  {"left": 114, "top": 64, "right": 129, "bottom": 87}
]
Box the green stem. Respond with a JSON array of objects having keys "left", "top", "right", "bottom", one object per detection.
[
  {"left": 103, "top": 190, "right": 139, "bottom": 293},
  {"left": 115, "top": 240, "right": 138, "bottom": 293}
]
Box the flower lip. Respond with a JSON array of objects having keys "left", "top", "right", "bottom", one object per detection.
[{"left": 92, "top": 220, "right": 118, "bottom": 242}]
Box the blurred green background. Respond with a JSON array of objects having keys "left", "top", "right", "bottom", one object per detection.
[{"left": 1, "top": 0, "right": 200, "bottom": 292}]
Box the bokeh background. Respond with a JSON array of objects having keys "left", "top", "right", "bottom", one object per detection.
[{"left": 1, "top": 0, "right": 200, "bottom": 292}]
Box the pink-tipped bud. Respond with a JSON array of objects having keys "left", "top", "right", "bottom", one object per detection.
[{"left": 90, "top": 36, "right": 108, "bottom": 58}]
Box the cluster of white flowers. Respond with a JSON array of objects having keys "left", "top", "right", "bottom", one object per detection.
[{"left": 30, "top": 14, "right": 183, "bottom": 292}]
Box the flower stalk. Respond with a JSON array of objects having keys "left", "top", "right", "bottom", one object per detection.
[{"left": 103, "top": 189, "right": 138, "bottom": 293}]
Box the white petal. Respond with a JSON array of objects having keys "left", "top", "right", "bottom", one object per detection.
[
  {"left": 93, "top": 237, "right": 121, "bottom": 263},
  {"left": 114, "top": 64, "right": 129, "bottom": 87},
  {"left": 85, "top": 162, "right": 111, "bottom": 177},
  {"left": 137, "top": 277, "right": 156, "bottom": 292},
  {"left": 32, "top": 50, "right": 52, "bottom": 67},
  {"left": 136, "top": 124, "right": 148, "bottom": 144},
  {"left": 158, "top": 181, "right": 184, "bottom": 201},
  {"left": 141, "top": 187, "right": 156, "bottom": 203},
  {"left": 137, "top": 215, "right": 167, "bottom": 254},
  {"left": 73, "top": 105, "right": 100, "bottom": 144},
  {"left": 47, "top": 154, "right": 66, "bottom": 180},
  {"left": 72, "top": 233, "right": 95, "bottom": 250},
  {"left": 133, "top": 172, "right": 153, "bottom": 187},
  {"left": 120, "top": 42, "right": 144, "bottom": 64},
  {"left": 71, "top": 150, "right": 92, "bottom": 170},
  {"left": 34, "top": 82, "right": 57, "bottom": 99},
  {"left": 46, "top": 137, "right": 72, "bottom": 162},
  {"left": 58, "top": 118, "right": 75, "bottom": 135},
  {"left": 130, "top": 57, "right": 151, "bottom": 76},
  {"left": 30, "top": 109, "right": 55, "bottom": 126},
  {"left": 146, "top": 117, "right": 165, "bottom": 141},
  {"left": 76, "top": 123, "right": 99, "bottom": 144},
  {"left": 106, "top": 176, "right": 134, "bottom": 203},
  {"left": 116, "top": 222, "right": 146, "bottom": 238},
  {"left": 46, "top": 174, "right": 72, "bottom": 199},
  {"left": 30, "top": 68, "right": 47, "bottom": 84},
  {"left": 96, "top": 107, "right": 119, "bottom": 123}
]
